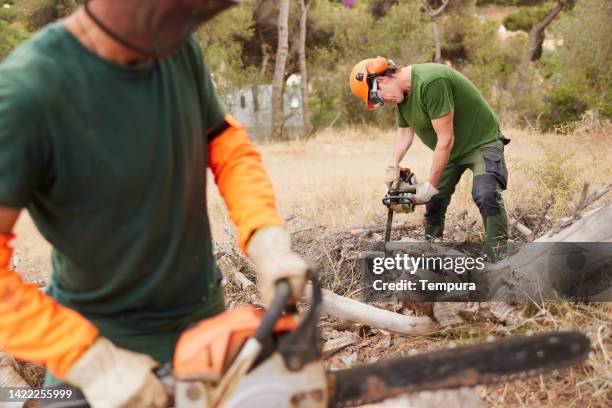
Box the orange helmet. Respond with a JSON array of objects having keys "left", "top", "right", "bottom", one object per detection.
[{"left": 349, "top": 57, "right": 396, "bottom": 110}]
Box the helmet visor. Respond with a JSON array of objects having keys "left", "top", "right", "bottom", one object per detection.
[{"left": 367, "top": 78, "right": 385, "bottom": 110}]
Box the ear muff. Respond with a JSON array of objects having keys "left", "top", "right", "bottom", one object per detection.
[{"left": 366, "top": 57, "right": 389, "bottom": 76}]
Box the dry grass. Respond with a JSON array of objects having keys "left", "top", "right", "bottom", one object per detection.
[
  {"left": 481, "top": 302, "right": 612, "bottom": 407},
  {"left": 11, "top": 125, "right": 612, "bottom": 406},
  {"left": 207, "top": 124, "right": 612, "bottom": 242},
  {"left": 208, "top": 124, "right": 612, "bottom": 407}
]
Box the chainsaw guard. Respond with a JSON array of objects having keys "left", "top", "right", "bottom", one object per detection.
[
  {"left": 175, "top": 354, "right": 327, "bottom": 408},
  {"left": 173, "top": 306, "right": 298, "bottom": 381}
]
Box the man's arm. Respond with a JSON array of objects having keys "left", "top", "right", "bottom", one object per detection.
[
  {"left": 428, "top": 110, "right": 455, "bottom": 187},
  {"left": 0, "top": 206, "right": 99, "bottom": 379},
  {"left": 207, "top": 115, "right": 307, "bottom": 305},
  {"left": 207, "top": 115, "right": 284, "bottom": 251},
  {"left": 390, "top": 127, "right": 414, "bottom": 166}
]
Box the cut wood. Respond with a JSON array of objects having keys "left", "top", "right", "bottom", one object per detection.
[
  {"left": 231, "top": 270, "right": 256, "bottom": 291},
  {"left": 217, "top": 255, "right": 256, "bottom": 291},
  {"left": 508, "top": 216, "right": 533, "bottom": 239},
  {"left": 305, "top": 284, "right": 439, "bottom": 335},
  {"left": 322, "top": 334, "right": 357, "bottom": 359}
]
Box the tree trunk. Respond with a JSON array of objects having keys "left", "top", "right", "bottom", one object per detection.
[
  {"left": 422, "top": 0, "right": 448, "bottom": 64},
  {"left": 298, "top": 0, "right": 311, "bottom": 136},
  {"left": 478, "top": 203, "right": 612, "bottom": 301},
  {"left": 431, "top": 18, "right": 443, "bottom": 64},
  {"left": 304, "top": 284, "right": 439, "bottom": 335},
  {"left": 271, "top": 0, "right": 290, "bottom": 139},
  {"left": 516, "top": 1, "right": 575, "bottom": 96}
]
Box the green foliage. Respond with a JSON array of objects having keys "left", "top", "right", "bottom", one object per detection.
[
  {"left": 0, "top": 0, "right": 608, "bottom": 136},
  {"left": 0, "top": 20, "right": 29, "bottom": 60},
  {"left": 368, "top": 0, "right": 399, "bottom": 19},
  {"left": 539, "top": 0, "right": 612, "bottom": 129},
  {"left": 0, "top": 4, "right": 30, "bottom": 60},
  {"left": 440, "top": 11, "right": 525, "bottom": 120},
  {"left": 20, "top": 0, "right": 78, "bottom": 30},
  {"left": 503, "top": 2, "right": 555, "bottom": 31},
  {"left": 0, "top": 5, "right": 19, "bottom": 23},
  {"left": 307, "top": 0, "right": 431, "bottom": 128},
  {"left": 197, "top": 0, "right": 257, "bottom": 92},
  {"left": 540, "top": 85, "right": 588, "bottom": 131}
]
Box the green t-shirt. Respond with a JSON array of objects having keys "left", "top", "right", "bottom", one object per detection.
[
  {"left": 0, "top": 23, "right": 226, "bottom": 361},
  {"left": 396, "top": 63, "right": 501, "bottom": 161}
]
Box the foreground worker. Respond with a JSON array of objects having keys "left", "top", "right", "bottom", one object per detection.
[
  {"left": 0, "top": 1, "right": 307, "bottom": 407},
  {"left": 349, "top": 57, "right": 509, "bottom": 261}
]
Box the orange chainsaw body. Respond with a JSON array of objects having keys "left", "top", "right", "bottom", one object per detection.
[{"left": 173, "top": 306, "right": 298, "bottom": 380}]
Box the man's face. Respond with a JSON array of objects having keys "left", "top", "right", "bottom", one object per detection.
[{"left": 376, "top": 75, "right": 405, "bottom": 105}]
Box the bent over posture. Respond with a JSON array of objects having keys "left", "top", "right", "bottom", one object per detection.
[
  {"left": 349, "top": 57, "right": 509, "bottom": 261},
  {"left": 0, "top": 1, "right": 307, "bottom": 407}
]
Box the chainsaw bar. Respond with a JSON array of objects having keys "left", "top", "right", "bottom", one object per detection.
[{"left": 327, "top": 331, "right": 590, "bottom": 407}]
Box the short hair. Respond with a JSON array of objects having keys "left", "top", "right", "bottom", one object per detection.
[{"left": 385, "top": 65, "right": 399, "bottom": 76}]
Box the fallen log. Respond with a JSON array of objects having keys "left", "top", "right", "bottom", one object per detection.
[
  {"left": 305, "top": 284, "right": 439, "bottom": 335},
  {"left": 322, "top": 334, "right": 357, "bottom": 359},
  {"left": 481, "top": 203, "right": 612, "bottom": 301},
  {"left": 217, "top": 255, "right": 256, "bottom": 291},
  {"left": 508, "top": 216, "right": 533, "bottom": 239}
]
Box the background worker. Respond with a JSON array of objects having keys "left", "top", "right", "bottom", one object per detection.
[
  {"left": 0, "top": 1, "right": 307, "bottom": 407},
  {"left": 349, "top": 57, "right": 510, "bottom": 261}
]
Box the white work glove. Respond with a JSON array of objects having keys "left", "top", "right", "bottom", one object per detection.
[
  {"left": 66, "top": 337, "right": 168, "bottom": 408},
  {"left": 247, "top": 225, "right": 308, "bottom": 306},
  {"left": 384, "top": 165, "right": 400, "bottom": 189},
  {"left": 414, "top": 182, "right": 440, "bottom": 204}
]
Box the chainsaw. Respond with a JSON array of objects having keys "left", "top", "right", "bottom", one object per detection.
[
  {"left": 39, "top": 274, "right": 590, "bottom": 408},
  {"left": 382, "top": 168, "right": 420, "bottom": 243}
]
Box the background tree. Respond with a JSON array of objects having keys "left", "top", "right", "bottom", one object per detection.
[
  {"left": 2, "top": 0, "right": 609, "bottom": 134},
  {"left": 298, "top": 0, "right": 312, "bottom": 136},
  {"left": 515, "top": 0, "right": 578, "bottom": 96},
  {"left": 422, "top": 0, "right": 449, "bottom": 64},
  {"left": 271, "top": 0, "right": 290, "bottom": 139},
  {"left": 539, "top": 0, "right": 611, "bottom": 129}
]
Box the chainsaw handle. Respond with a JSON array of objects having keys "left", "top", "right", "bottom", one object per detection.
[
  {"left": 388, "top": 186, "right": 417, "bottom": 194},
  {"left": 254, "top": 279, "right": 292, "bottom": 343},
  {"left": 37, "top": 281, "right": 293, "bottom": 408}
]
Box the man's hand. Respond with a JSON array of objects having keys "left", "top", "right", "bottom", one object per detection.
[
  {"left": 247, "top": 226, "right": 308, "bottom": 306},
  {"left": 414, "top": 182, "right": 440, "bottom": 204},
  {"left": 66, "top": 337, "right": 168, "bottom": 408},
  {"left": 384, "top": 165, "right": 400, "bottom": 190}
]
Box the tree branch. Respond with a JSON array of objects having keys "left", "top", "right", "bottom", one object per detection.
[{"left": 429, "top": 0, "right": 449, "bottom": 17}]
